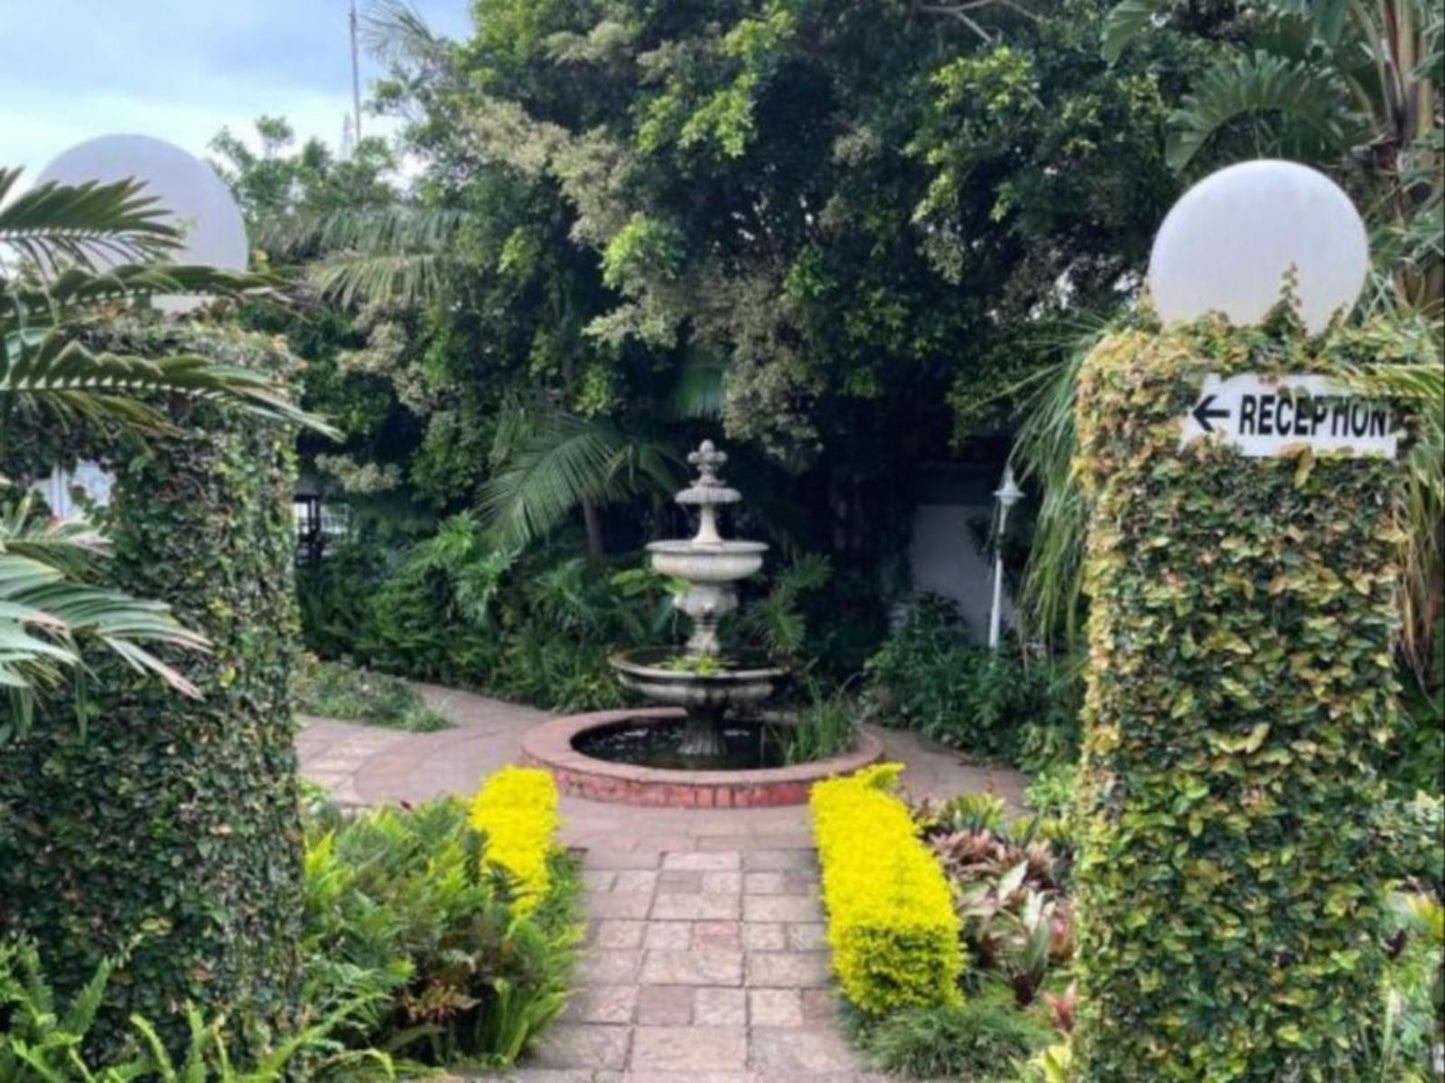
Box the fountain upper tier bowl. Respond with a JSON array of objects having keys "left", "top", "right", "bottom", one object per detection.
[
  {"left": 645, "top": 539, "right": 767, "bottom": 583},
  {"left": 609, "top": 647, "right": 786, "bottom": 712}
]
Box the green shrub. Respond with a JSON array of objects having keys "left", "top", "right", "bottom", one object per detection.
[
  {"left": 0, "top": 938, "right": 394, "bottom": 1082},
  {"left": 851, "top": 990, "right": 1052, "bottom": 1079},
  {"left": 301, "top": 789, "right": 579, "bottom": 1067},
  {"left": 781, "top": 681, "right": 861, "bottom": 765},
  {"left": 863, "top": 595, "right": 1079, "bottom": 766},
  {"left": 1373, "top": 792, "right": 1445, "bottom": 897},
  {"left": 298, "top": 518, "right": 679, "bottom": 712},
  {"left": 292, "top": 656, "right": 450, "bottom": 732},
  {"left": 0, "top": 324, "right": 306, "bottom": 1060},
  {"left": 1070, "top": 316, "right": 1412, "bottom": 1080}
]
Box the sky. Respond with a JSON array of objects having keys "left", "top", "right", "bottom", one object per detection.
[{"left": 0, "top": 1, "right": 473, "bottom": 182}]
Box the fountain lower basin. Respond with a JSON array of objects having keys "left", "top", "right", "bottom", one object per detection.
[
  {"left": 522, "top": 708, "right": 886, "bottom": 807},
  {"left": 609, "top": 647, "right": 786, "bottom": 712}
]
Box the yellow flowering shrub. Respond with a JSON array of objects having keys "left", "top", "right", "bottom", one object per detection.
[
  {"left": 469, "top": 766, "right": 561, "bottom": 912},
  {"left": 810, "top": 763, "right": 964, "bottom": 1014}
]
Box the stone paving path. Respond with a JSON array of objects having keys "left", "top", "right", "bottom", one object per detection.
[
  {"left": 525, "top": 839, "right": 870, "bottom": 1081},
  {"left": 298, "top": 683, "right": 1026, "bottom": 1082}
]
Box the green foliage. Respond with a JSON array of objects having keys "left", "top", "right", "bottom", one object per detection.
[
  {"left": 291, "top": 656, "right": 450, "bottom": 732},
  {"left": 1373, "top": 792, "right": 1445, "bottom": 897},
  {"left": 300, "top": 792, "right": 579, "bottom": 1066},
  {"left": 862, "top": 596, "right": 1080, "bottom": 766},
  {"left": 0, "top": 939, "right": 395, "bottom": 1083},
  {"left": 1370, "top": 892, "right": 1445, "bottom": 1081},
  {"left": 1069, "top": 316, "right": 1411, "bottom": 1080},
  {"left": 850, "top": 990, "right": 1053, "bottom": 1080},
  {"left": 781, "top": 683, "right": 860, "bottom": 766},
  {"left": 0, "top": 325, "right": 307, "bottom": 1061}
]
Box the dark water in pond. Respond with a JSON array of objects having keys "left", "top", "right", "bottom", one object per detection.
[{"left": 572, "top": 718, "right": 787, "bottom": 770}]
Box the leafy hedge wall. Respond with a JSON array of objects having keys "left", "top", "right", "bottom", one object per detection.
[
  {"left": 811, "top": 763, "right": 964, "bottom": 1014},
  {"left": 0, "top": 324, "right": 305, "bottom": 1057},
  {"left": 1070, "top": 315, "right": 1407, "bottom": 1081}
]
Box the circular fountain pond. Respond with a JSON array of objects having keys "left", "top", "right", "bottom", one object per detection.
[{"left": 522, "top": 708, "right": 884, "bottom": 807}]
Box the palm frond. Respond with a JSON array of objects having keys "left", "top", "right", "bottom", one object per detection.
[
  {"left": 478, "top": 414, "right": 681, "bottom": 549},
  {"left": 0, "top": 168, "right": 179, "bottom": 273},
  {"left": 1101, "top": 0, "right": 1168, "bottom": 64},
  {"left": 1, "top": 331, "right": 338, "bottom": 436},
  {"left": 1166, "top": 51, "right": 1364, "bottom": 170},
  {"left": 0, "top": 501, "right": 210, "bottom": 730},
  {"left": 1011, "top": 332, "right": 1099, "bottom": 649},
  {"left": 1336, "top": 356, "right": 1445, "bottom": 671},
  {"left": 363, "top": 0, "right": 452, "bottom": 68},
  {"left": 1, "top": 264, "right": 267, "bottom": 336},
  {"left": 309, "top": 251, "right": 454, "bottom": 310},
  {"left": 665, "top": 355, "right": 727, "bottom": 420}
]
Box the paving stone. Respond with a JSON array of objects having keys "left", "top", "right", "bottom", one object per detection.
[
  {"left": 749, "top": 1026, "right": 862, "bottom": 1073},
  {"left": 583, "top": 849, "right": 662, "bottom": 870},
  {"left": 746, "top": 951, "right": 831, "bottom": 988},
  {"left": 591, "top": 919, "right": 645, "bottom": 949},
  {"left": 527, "top": 1023, "right": 630, "bottom": 1069},
  {"left": 580, "top": 870, "right": 617, "bottom": 891},
  {"left": 642, "top": 921, "right": 692, "bottom": 950},
  {"left": 615, "top": 1074, "right": 749, "bottom": 1083},
  {"left": 701, "top": 870, "right": 743, "bottom": 894},
  {"left": 559, "top": 984, "right": 637, "bottom": 1024},
  {"left": 748, "top": 988, "right": 803, "bottom": 1026},
  {"left": 801, "top": 988, "right": 839, "bottom": 1024},
  {"left": 786, "top": 922, "right": 828, "bottom": 951},
  {"left": 692, "top": 920, "right": 741, "bottom": 951},
  {"left": 742, "top": 849, "right": 817, "bottom": 871},
  {"left": 650, "top": 892, "right": 740, "bottom": 921},
  {"left": 631, "top": 1026, "right": 747, "bottom": 1071},
  {"left": 661, "top": 851, "right": 741, "bottom": 871},
  {"left": 743, "top": 895, "right": 822, "bottom": 922},
  {"left": 693, "top": 986, "right": 747, "bottom": 1025},
  {"left": 611, "top": 869, "right": 660, "bottom": 893},
  {"left": 741, "top": 922, "right": 788, "bottom": 951},
  {"left": 574, "top": 949, "right": 642, "bottom": 984},
  {"left": 743, "top": 871, "right": 788, "bottom": 894},
  {"left": 634, "top": 984, "right": 693, "bottom": 1025},
  {"left": 785, "top": 870, "right": 821, "bottom": 890},
  {"left": 639, "top": 949, "right": 743, "bottom": 986},
  {"left": 586, "top": 891, "right": 654, "bottom": 919},
  {"left": 657, "top": 870, "right": 703, "bottom": 894}
]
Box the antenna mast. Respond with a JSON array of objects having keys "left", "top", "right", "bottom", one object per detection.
[{"left": 349, "top": 0, "right": 362, "bottom": 144}]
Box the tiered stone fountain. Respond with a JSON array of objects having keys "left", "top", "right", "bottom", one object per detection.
[
  {"left": 522, "top": 441, "right": 883, "bottom": 807},
  {"left": 608, "top": 441, "right": 786, "bottom": 759}
]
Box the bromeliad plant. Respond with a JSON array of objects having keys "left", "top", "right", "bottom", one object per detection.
[
  {"left": 0, "top": 165, "right": 330, "bottom": 723},
  {"left": 913, "top": 792, "right": 1076, "bottom": 1008}
]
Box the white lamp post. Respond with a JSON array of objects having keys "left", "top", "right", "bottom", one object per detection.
[{"left": 987, "top": 463, "right": 1024, "bottom": 650}]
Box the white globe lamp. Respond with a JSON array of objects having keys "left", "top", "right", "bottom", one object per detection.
[
  {"left": 1147, "top": 160, "right": 1369, "bottom": 335},
  {"left": 37, "top": 134, "right": 248, "bottom": 314}
]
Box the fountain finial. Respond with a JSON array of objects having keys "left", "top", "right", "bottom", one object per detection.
[{"left": 677, "top": 439, "right": 740, "bottom": 544}]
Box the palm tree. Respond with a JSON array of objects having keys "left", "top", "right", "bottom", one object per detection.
[{"left": 0, "top": 166, "right": 331, "bottom": 724}]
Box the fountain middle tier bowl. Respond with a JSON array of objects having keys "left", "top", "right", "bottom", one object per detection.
[
  {"left": 646, "top": 539, "right": 767, "bottom": 583},
  {"left": 609, "top": 647, "right": 788, "bottom": 711}
]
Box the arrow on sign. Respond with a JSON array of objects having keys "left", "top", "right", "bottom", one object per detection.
[{"left": 1191, "top": 394, "right": 1230, "bottom": 433}]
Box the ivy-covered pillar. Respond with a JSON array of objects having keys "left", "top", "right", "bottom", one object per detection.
[
  {"left": 0, "top": 325, "right": 305, "bottom": 1055},
  {"left": 1070, "top": 316, "right": 1405, "bottom": 1081}
]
